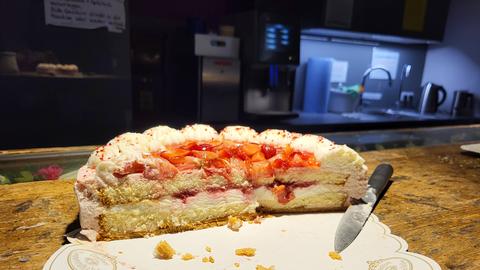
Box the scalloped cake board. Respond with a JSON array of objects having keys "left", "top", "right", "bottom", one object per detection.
[
  {"left": 44, "top": 213, "right": 440, "bottom": 270},
  {"left": 461, "top": 143, "right": 480, "bottom": 154}
]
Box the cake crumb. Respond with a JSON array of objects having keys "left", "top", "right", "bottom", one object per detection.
[
  {"left": 205, "top": 246, "right": 212, "bottom": 252},
  {"left": 329, "top": 251, "right": 342, "bottom": 260},
  {"left": 256, "top": 265, "right": 275, "bottom": 270},
  {"left": 227, "top": 216, "right": 243, "bottom": 231},
  {"left": 202, "top": 256, "right": 215, "bottom": 263},
  {"left": 248, "top": 216, "right": 263, "bottom": 224},
  {"left": 154, "top": 241, "right": 175, "bottom": 260},
  {"left": 234, "top": 262, "right": 240, "bottom": 268},
  {"left": 235, "top": 248, "right": 256, "bottom": 257},
  {"left": 181, "top": 253, "right": 194, "bottom": 261}
]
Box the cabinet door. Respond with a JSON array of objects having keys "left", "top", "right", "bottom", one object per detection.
[{"left": 300, "top": 0, "right": 450, "bottom": 42}]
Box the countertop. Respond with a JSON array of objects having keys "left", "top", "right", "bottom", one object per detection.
[
  {"left": 245, "top": 111, "right": 480, "bottom": 133},
  {"left": 1, "top": 143, "right": 480, "bottom": 269}
]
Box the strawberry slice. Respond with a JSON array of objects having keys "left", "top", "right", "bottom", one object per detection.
[
  {"left": 251, "top": 151, "right": 266, "bottom": 162},
  {"left": 143, "top": 160, "right": 178, "bottom": 180},
  {"left": 288, "top": 153, "right": 305, "bottom": 167},
  {"left": 272, "top": 159, "right": 289, "bottom": 170},
  {"left": 174, "top": 156, "right": 200, "bottom": 171},
  {"left": 191, "top": 150, "right": 218, "bottom": 160},
  {"left": 241, "top": 143, "right": 261, "bottom": 156},
  {"left": 190, "top": 143, "right": 214, "bottom": 151},
  {"left": 272, "top": 184, "right": 295, "bottom": 204},
  {"left": 261, "top": 144, "right": 277, "bottom": 159},
  {"left": 156, "top": 148, "right": 190, "bottom": 160},
  {"left": 203, "top": 158, "right": 231, "bottom": 180},
  {"left": 218, "top": 149, "right": 233, "bottom": 159},
  {"left": 113, "top": 161, "right": 145, "bottom": 178},
  {"left": 248, "top": 160, "right": 274, "bottom": 181},
  {"left": 282, "top": 144, "right": 294, "bottom": 159}
]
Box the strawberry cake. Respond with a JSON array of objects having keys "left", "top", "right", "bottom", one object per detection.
[{"left": 75, "top": 125, "right": 368, "bottom": 240}]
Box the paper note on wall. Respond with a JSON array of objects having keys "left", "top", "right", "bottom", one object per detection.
[
  {"left": 44, "top": 0, "right": 126, "bottom": 33},
  {"left": 370, "top": 48, "right": 399, "bottom": 80},
  {"left": 330, "top": 60, "right": 348, "bottom": 83}
]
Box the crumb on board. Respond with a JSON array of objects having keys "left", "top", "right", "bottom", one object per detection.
[
  {"left": 248, "top": 215, "right": 263, "bottom": 224},
  {"left": 228, "top": 216, "right": 243, "bottom": 231},
  {"left": 202, "top": 256, "right": 215, "bottom": 263},
  {"left": 154, "top": 241, "right": 175, "bottom": 260},
  {"left": 256, "top": 265, "right": 275, "bottom": 270},
  {"left": 329, "top": 251, "right": 342, "bottom": 260},
  {"left": 235, "top": 248, "right": 256, "bottom": 257},
  {"left": 205, "top": 246, "right": 212, "bottom": 252},
  {"left": 234, "top": 262, "right": 240, "bottom": 268},
  {"left": 181, "top": 253, "right": 194, "bottom": 261}
]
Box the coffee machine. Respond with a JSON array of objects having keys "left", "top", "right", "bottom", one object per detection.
[{"left": 234, "top": 11, "right": 300, "bottom": 119}]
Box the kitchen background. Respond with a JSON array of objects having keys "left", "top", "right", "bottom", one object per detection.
[{"left": 0, "top": 0, "right": 479, "bottom": 151}]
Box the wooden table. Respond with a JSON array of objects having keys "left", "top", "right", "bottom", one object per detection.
[{"left": 1, "top": 143, "right": 479, "bottom": 269}]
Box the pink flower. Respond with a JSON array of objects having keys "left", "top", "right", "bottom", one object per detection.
[{"left": 36, "top": 165, "right": 63, "bottom": 180}]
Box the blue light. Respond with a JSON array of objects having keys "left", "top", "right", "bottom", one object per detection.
[
  {"left": 281, "top": 40, "right": 289, "bottom": 46},
  {"left": 266, "top": 33, "right": 276, "bottom": 39},
  {"left": 274, "top": 24, "right": 285, "bottom": 29},
  {"left": 266, "top": 27, "right": 276, "bottom": 33},
  {"left": 266, "top": 44, "right": 277, "bottom": 50},
  {"left": 281, "top": 35, "right": 289, "bottom": 40},
  {"left": 281, "top": 29, "right": 289, "bottom": 34},
  {"left": 265, "top": 39, "right": 276, "bottom": 44}
]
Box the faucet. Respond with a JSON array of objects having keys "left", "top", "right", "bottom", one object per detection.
[
  {"left": 397, "top": 64, "right": 412, "bottom": 109},
  {"left": 357, "top": 66, "right": 393, "bottom": 110}
]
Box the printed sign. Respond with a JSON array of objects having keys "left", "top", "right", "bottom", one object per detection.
[{"left": 44, "top": 0, "right": 125, "bottom": 33}]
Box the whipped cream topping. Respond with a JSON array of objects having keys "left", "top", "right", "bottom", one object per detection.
[
  {"left": 257, "top": 129, "right": 294, "bottom": 146},
  {"left": 87, "top": 132, "right": 151, "bottom": 168},
  {"left": 220, "top": 126, "right": 258, "bottom": 143},
  {"left": 144, "top": 125, "right": 185, "bottom": 151},
  {"left": 181, "top": 124, "right": 219, "bottom": 142},
  {"left": 85, "top": 125, "right": 357, "bottom": 170}
]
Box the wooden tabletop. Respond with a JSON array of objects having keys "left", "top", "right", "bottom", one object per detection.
[{"left": 1, "top": 143, "right": 479, "bottom": 269}]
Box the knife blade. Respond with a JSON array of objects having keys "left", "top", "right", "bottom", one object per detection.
[{"left": 334, "top": 163, "right": 394, "bottom": 252}]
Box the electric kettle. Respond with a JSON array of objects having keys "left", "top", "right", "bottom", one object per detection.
[
  {"left": 451, "top": 90, "right": 474, "bottom": 117},
  {"left": 418, "top": 82, "right": 447, "bottom": 114}
]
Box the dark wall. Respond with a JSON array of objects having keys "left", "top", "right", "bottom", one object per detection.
[{"left": 0, "top": 1, "right": 132, "bottom": 149}]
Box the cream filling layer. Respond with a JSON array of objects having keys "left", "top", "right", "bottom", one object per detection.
[
  {"left": 254, "top": 185, "right": 348, "bottom": 211},
  {"left": 99, "top": 189, "right": 257, "bottom": 235}
]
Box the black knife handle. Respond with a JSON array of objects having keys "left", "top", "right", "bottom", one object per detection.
[{"left": 369, "top": 163, "right": 394, "bottom": 195}]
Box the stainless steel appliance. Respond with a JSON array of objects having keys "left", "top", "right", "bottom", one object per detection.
[
  {"left": 194, "top": 34, "right": 241, "bottom": 122},
  {"left": 234, "top": 11, "right": 300, "bottom": 119},
  {"left": 451, "top": 90, "right": 475, "bottom": 117},
  {"left": 418, "top": 82, "right": 447, "bottom": 114}
]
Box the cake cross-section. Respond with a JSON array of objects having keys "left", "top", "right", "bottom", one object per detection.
[{"left": 75, "top": 124, "right": 368, "bottom": 240}]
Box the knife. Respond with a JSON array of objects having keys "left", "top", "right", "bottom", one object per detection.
[{"left": 334, "top": 163, "right": 394, "bottom": 253}]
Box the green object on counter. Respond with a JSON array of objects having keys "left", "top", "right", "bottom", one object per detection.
[
  {"left": 0, "top": 175, "right": 10, "bottom": 185},
  {"left": 14, "top": 171, "right": 34, "bottom": 183},
  {"left": 339, "top": 84, "right": 362, "bottom": 95}
]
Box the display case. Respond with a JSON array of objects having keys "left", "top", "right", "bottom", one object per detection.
[{"left": 2, "top": 124, "right": 479, "bottom": 185}]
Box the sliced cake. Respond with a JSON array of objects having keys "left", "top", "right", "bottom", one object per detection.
[{"left": 75, "top": 124, "right": 368, "bottom": 240}]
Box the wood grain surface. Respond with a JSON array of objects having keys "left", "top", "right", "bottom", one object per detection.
[{"left": 1, "top": 143, "right": 479, "bottom": 269}]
